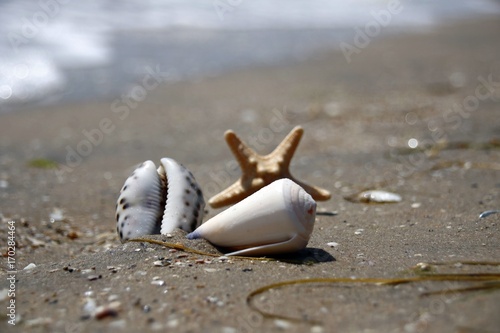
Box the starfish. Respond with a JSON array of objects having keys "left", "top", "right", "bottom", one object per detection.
[{"left": 208, "top": 125, "right": 331, "bottom": 208}]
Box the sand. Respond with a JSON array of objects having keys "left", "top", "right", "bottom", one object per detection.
[{"left": 1, "top": 18, "right": 499, "bottom": 333}]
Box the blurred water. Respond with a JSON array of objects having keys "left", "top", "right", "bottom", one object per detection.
[{"left": 0, "top": 0, "right": 499, "bottom": 112}]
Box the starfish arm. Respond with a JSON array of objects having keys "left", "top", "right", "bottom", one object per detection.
[
  {"left": 269, "top": 126, "right": 304, "bottom": 166},
  {"left": 224, "top": 130, "right": 257, "bottom": 170},
  {"left": 208, "top": 181, "right": 253, "bottom": 208},
  {"left": 289, "top": 176, "right": 331, "bottom": 201}
]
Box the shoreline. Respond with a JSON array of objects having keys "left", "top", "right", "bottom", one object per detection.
[{"left": 2, "top": 14, "right": 499, "bottom": 116}]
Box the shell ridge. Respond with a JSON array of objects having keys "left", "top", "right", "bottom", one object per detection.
[{"left": 282, "top": 179, "right": 309, "bottom": 235}]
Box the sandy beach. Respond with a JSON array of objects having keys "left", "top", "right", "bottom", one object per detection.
[{"left": 1, "top": 17, "right": 500, "bottom": 332}]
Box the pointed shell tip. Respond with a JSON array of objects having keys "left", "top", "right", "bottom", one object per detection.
[{"left": 186, "top": 231, "right": 200, "bottom": 240}]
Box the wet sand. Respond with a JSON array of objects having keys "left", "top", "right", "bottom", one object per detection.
[{"left": 1, "top": 18, "right": 500, "bottom": 332}]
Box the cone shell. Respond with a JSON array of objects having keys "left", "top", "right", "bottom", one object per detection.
[
  {"left": 116, "top": 158, "right": 205, "bottom": 242},
  {"left": 187, "top": 178, "right": 316, "bottom": 256}
]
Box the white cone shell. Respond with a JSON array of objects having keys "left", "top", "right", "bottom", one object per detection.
[{"left": 188, "top": 178, "right": 316, "bottom": 256}]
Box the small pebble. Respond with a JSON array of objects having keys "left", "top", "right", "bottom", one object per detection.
[
  {"left": 0, "top": 288, "right": 8, "bottom": 301},
  {"left": 479, "top": 210, "right": 500, "bottom": 219},
  {"left": 327, "top": 242, "right": 339, "bottom": 248},
  {"left": 49, "top": 208, "right": 65, "bottom": 222},
  {"left": 415, "top": 262, "right": 432, "bottom": 271},
  {"left": 311, "top": 325, "right": 324, "bottom": 333},
  {"left": 63, "top": 266, "right": 75, "bottom": 273},
  {"left": 25, "top": 317, "right": 53, "bottom": 327},
  {"left": 94, "top": 302, "right": 121, "bottom": 320},
  {"left": 150, "top": 322, "right": 164, "bottom": 330},
  {"left": 354, "top": 229, "right": 364, "bottom": 235},
  {"left": 167, "top": 318, "right": 179, "bottom": 328},
  {"left": 153, "top": 260, "right": 170, "bottom": 267},
  {"left": 242, "top": 268, "right": 253, "bottom": 272},
  {"left": 316, "top": 210, "right": 338, "bottom": 216},
  {"left": 411, "top": 202, "right": 421, "bottom": 208},
  {"left": 87, "top": 275, "right": 101, "bottom": 281},
  {"left": 206, "top": 296, "right": 218, "bottom": 303},
  {"left": 349, "top": 190, "right": 402, "bottom": 203},
  {"left": 274, "top": 319, "right": 292, "bottom": 329},
  {"left": 23, "top": 263, "right": 37, "bottom": 270},
  {"left": 27, "top": 236, "right": 46, "bottom": 247},
  {"left": 83, "top": 298, "right": 97, "bottom": 314},
  {"left": 151, "top": 280, "right": 165, "bottom": 286},
  {"left": 109, "top": 319, "right": 127, "bottom": 329},
  {"left": 206, "top": 296, "right": 224, "bottom": 307},
  {"left": 204, "top": 268, "right": 217, "bottom": 273},
  {"left": 221, "top": 327, "right": 238, "bottom": 333},
  {"left": 106, "top": 266, "right": 120, "bottom": 273}
]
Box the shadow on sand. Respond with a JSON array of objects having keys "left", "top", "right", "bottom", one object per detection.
[{"left": 271, "top": 247, "right": 335, "bottom": 265}]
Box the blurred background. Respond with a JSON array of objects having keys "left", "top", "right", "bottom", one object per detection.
[{"left": 1, "top": 0, "right": 499, "bottom": 113}]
